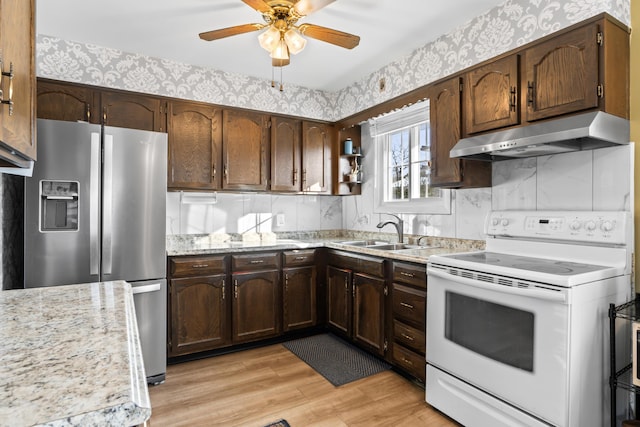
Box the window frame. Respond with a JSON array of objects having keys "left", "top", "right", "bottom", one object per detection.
[{"left": 371, "top": 102, "right": 451, "bottom": 215}]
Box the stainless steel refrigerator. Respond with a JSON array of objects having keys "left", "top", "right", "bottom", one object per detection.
[{"left": 24, "top": 119, "right": 167, "bottom": 384}]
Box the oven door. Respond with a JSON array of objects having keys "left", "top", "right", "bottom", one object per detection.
[{"left": 427, "top": 264, "right": 570, "bottom": 426}]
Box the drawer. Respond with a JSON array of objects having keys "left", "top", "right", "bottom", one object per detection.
[
  {"left": 231, "top": 252, "right": 280, "bottom": 271},
  {"left": 393, "top": 343, "right": 425, "bottom": 382},
  {"left": 169, "top": 255, "right": 226, "bottom": 278},
  {"left": 327, "top": 250, "right": 385, "bottom": 277},
  {"left": 392, "top": 262, "right": 426, "bottom": 289},
  {"left": 283, "top": 249, "right": 315, "bottom": 267},
  {"left": 392, "top": 283, "right": 426, "bottom": 326},
  {"left": 393, "top": 319, "right": 425, "bottom": 355}
]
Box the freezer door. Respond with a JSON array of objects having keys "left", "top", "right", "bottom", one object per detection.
[
  {"left": 25, "top": 120, "right": 102, "bottom": 287},
  {"left": 102, "top": 126, "right": 167, "bottom": 282},
  {"left": 131, "top": 279, "right": 167, "bottom": 384}
]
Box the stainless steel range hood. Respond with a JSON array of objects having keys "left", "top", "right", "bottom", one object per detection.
[{"left": 450, "top": 111, "right": 630, "bottom": 161}]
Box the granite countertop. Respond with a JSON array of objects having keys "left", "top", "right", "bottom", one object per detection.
[
  {"left": 0, "top": 281, "right": 151, "bottom": 427},
  {"left": 167, "top": 233, "right": 483, "bottom": 264}
]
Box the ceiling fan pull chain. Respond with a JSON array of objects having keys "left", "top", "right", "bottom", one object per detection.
[{"left": 280, "top": 66, "right": 284, "bottom": 92}]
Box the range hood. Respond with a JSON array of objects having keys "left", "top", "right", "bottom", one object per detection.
[{"left": 450, "top": 111, "right": 630, "bottom": 161}]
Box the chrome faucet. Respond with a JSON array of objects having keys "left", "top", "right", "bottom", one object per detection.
[{"left": 376, "top": 214, "right": 404, "bottom": 243}]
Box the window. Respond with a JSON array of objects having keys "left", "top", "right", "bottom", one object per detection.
[{"left": 372, "top": 101, "right": 450, "bottom": 214}]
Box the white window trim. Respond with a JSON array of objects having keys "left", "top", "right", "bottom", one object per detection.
[{"left": 370, "top": 102, "right": 451, "bottom": 215}]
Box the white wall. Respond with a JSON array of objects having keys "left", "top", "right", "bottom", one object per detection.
[
  {"left": 166, "top": 192, "right": 343, "bottom": 235},
  {"left": 342, "top": 123, "right": 632, "bottom": 241}
]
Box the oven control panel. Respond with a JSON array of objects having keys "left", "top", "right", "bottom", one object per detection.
[{"left": 485, "top": 211, "right": 629, "bottom": 244}]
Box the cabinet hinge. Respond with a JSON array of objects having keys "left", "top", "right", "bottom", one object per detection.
[
  {"left": 459, "top": 82, "right": 463, "bottom": 92},
  {"left": 383, "top": 285, "right": 388, "bottom": 296},
  {"left": 383, "top": 339, "right": 388, "bottom": 352},
  {"left": 596, "top": 32, "right": 603, "bottom": 46},
  {"left": 597, "top": 84, "right": 604, "bottom": 98}
]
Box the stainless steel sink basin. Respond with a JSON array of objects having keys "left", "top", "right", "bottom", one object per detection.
[
  {"left": 336, "top": 240, "right": 389, "bottom": 247},
  {"left": 367, "top": 243, "right": 420, "bottom": 251}
]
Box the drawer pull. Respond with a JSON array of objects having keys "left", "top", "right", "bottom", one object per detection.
[
  {"left": 250, "top": 260, "right": 265, "bottom": 264},
  {"left": 401, "top": 333, "right": 415, "bottom": 341},
  {"left": 402, "top": 357, "right": 414, "bottom": 366},
  {"left": 400, "top": 272, "right": 415, "bottom": 278},
  {"left": 294, "top": 256, "right": 306, "bottom": 261},
  {"left": 400, "top": 302, "right": 414, "bottom": 310},
  {"left": 192, "top": 264, "right": 209, "bottom": 268}
]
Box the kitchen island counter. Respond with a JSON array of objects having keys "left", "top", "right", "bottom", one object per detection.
[{"left": 0, "top": 281, "right": 150, "bottom": 427}]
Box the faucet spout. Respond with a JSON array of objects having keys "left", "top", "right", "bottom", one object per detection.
[{"left": 376, "top": 214, "right": 404, "bottom": 243}]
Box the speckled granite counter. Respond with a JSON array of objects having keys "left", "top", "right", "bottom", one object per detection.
[
  {"left": 0, "top": 281, "right": 151, "bottom": 427},
  {"left": 167, "top": 232, "right": 484, "bottom": 264}
]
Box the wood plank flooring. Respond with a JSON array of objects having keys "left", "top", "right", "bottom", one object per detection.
[{"left": 147, "top": 343, "right": 460, "bottom": 427}]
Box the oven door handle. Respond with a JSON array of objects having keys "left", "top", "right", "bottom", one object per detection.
[{"left": 427, "top": 267, "right": 567, "bottom": 303}]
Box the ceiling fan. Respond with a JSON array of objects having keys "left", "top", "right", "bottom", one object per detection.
[{"left": 199, "top": 0, "right": 360, "bottom": 68}]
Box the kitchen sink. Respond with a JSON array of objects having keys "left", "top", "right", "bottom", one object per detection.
[
  {"left": 366, "top": 243, "right": 421, "bottom": 251},
  {"left": 336, "top": 240, "right": 390, "bottom": 247}
]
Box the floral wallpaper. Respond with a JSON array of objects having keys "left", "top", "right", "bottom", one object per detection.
[{"left": 36, "top": 0, "right": 629, "bottom": 122}]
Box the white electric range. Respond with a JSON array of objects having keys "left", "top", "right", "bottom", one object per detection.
[{"left": 426, "top": 211, "right": 633, "bottom": 427}]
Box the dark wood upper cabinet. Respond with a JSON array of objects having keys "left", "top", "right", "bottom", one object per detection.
[
  {"left": 271, "top": 116, "right": 302, "bottom": 192},
  {"left": 168, "top": 100, "right": 222, "bottom": 191},
  {"left": 302, "top": 121, "right": 332, "bottom": 193},
  {"left": 37, "top": 80, "right": 99, "bottom": 123},
  {"left": 429, "top": 77, "right": 491, "bottom": 189},
  {"left": 428, "top": 77, "right": 462, "bottom": 187},
  {"left": 222, "top": 109, "right": 270, "bottom": 191},
  {"left": 464, "top": 55, "right": 520, "bottom": 134},
  {"left": 101, "top": 91, "right": 166, "bottom": 132},
  {"left": 524, "top": 24, "right": 599, "bottom": 122},
  {"left": 0, "top": 0, "right": 36, "bottom": 166}
]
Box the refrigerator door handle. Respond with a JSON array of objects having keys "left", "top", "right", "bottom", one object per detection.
[
  {"left": 103, "top": 133, "right": 114, "bottom": 275},
  {"left": 90, "top": 132, "right": 100, "bottom": 276},
  {"left": 132, "top": 283, "right": 162, "bottom": 294}
]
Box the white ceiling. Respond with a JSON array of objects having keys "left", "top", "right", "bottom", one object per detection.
[{"left": 36, "top": 0, "right": 506, "bottom": 92}]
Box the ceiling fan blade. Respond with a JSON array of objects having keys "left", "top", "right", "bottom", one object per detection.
[
  {"left": 294, "top": 0, "right": 335, "bottom": 16},
  {"left": 298, "top": 23, "right": 360, "bottom": 49},
  {"left": 242, "top": 0, "right": 272, "bottom": 13},
  {"left": 199, "top": 23, "right": 265, "bottom": 41}
]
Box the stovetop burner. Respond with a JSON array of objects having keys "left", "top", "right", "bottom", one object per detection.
[{"left": 443, "top": 251, "right": 609, "bottom": 276}]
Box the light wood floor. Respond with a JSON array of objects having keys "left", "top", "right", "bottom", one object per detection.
[{"left": 147, "top": 343, "right": 460, "bottom": 427}]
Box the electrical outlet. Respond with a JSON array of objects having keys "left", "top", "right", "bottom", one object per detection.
[
  {"left": 276, "top": 213, "right": 285, "bottom": 227},
  {"left": 363, "top": 214, "right": 370, "bottom": 224}
]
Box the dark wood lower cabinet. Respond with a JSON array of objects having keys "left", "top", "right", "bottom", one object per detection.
[
  {"left": 326, "top": 265, "right": 351, "bottom": 335},
  {"left": 353, "top": 273, "right": 386, "bottom": 356},
  {"left": 283, "top": 266, "right": 317, "bottom": 331},
  {"left": 232, "top": 270, "right": 280, "bottom": 343},
  {"left": 168, "top": 274, "right": 228, "bottom": 357}
]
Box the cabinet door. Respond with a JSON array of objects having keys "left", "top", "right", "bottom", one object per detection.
[
  {"left": 168, "top": 101, "right": 222, "bottom": 190},
  {"left": 232, "top": 270, "right": 280, "bottom": 343},
  {"left": 464, "top": 55, "right": 520, "bottom": 134},
  {"left": 326, "top": 265, "right": 351, "bottom": 336},
  {"left": 223, "top": 109, "right": 269, "bottom": 191},
  {"left": 524, "top": 23, "right": 599, "bottom": 122},
  {"left": 37, "top": 80, "right": 99, "bottom": 123},
  {"left": 302, "top": 121, "right": 331, "bottom": 193},
  {"left": 271, "top": 116, "right": 301, "bottom": 192},
  {"left": 428, "top": 77, "right": 462, "bottom": 187},
  {"left": 353, "top": 273, "right": 386, "bottom": 356},
  {"left": 169, "top": 275, "right": 228, "bottom": 357},
  {"left": 0, "top": 0, "right": 36, "bottom": 163},
  {"left": 102, "top": 91, "right": 166, "bottom": 131},
  {"left": 283, "top": 266, "right": 317, "bottom": 331}
]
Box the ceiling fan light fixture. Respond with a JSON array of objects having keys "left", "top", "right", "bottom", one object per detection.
[
  {"left": 270, "top": 38, "right": 290, "bottom": 60},
  {"left": 284, "top": 28, "right": 306, "bottom": 54},
  {"left": 258, "top": 26, "right": 280, "bottom": 52}
]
